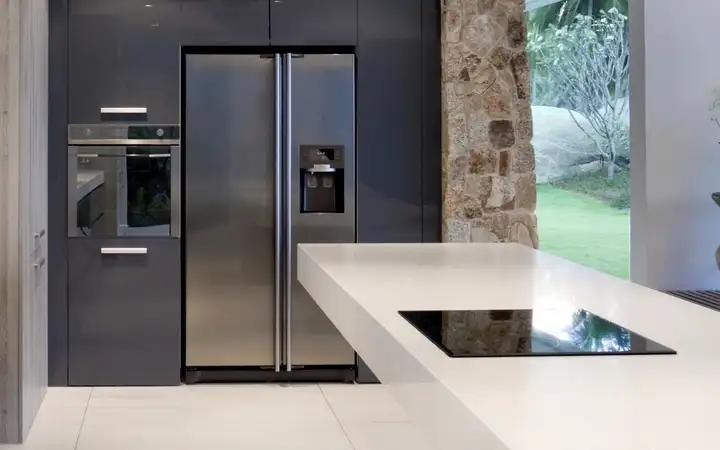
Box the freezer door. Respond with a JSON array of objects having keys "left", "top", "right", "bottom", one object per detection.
[
  {"left": 286, "top": 54, "right": 356, "bottom": 368},
  {"left": 185, "top": 54, "right": 277, "bottom": 367}
]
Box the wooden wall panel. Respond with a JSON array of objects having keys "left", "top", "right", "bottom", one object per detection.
[{"left": 0, "top": 0, "right": 49, "bottom": 443}]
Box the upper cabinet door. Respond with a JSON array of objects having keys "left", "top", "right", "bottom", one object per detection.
[
  {"left": 69, "top": 1, "right": 122, "bottom": 124},
  {"left": 117, "top": 2, "right": 181, "bottom": 124},
  {"left": 180, "top": 0, "right": 270, "bottom": 46},
  {"left": 69, "top": 0, "right": 181, "bottom": 124},
  {"left": 270, "top": 0, "right": 358, "bottom": 46}
]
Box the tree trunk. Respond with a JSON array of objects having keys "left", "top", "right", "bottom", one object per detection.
[{"left": 607, "top": 139, "right": 617, "bottom": 180}]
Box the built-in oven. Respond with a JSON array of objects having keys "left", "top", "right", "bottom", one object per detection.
[{"left": 68, "top": 124, "right": 180, "bottom": 238}]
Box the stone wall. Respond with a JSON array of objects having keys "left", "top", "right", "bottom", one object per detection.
[{"left": 441, "top": 0, "right": 538, "bottom": 247}]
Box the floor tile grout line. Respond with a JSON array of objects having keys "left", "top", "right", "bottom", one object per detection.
[
  {"left": 318, "top": 384, "right": 357, "bottom": 450},
  {"left": 72, "top": 388, "right": 93, "bottom": 450},
  {"left": 319, "top": 384, "right": 413, "bottom": 424}
]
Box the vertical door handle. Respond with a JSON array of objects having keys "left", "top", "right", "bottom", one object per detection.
[
  {"left": 170, "top": 146, "right": 182, "bottom": 237},
  {"left": 284, "top": 53, "right": 294, "bottom": 372},
  {"left": 274, "top": 53, "right": 283, "bottom": 373}
]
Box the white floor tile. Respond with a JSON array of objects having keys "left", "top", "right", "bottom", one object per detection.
[
  {"left": 342, "top": 421, "right": 436, "bottom": 450},
  {"left": 42, "top": 387, "right": 92, "bottom": 408},
  {"left": 187, "top": 383, "right": 338, "bottom": 421},
  {"left": 89, "top": 386, "right": 194, "bottom": 408},
  {"left": 0, "top": 397, "right": 87, "bottom": 450},
  {"left": 76, "top": 407, "right": 353, "bottom": 450},
  {"left": 11, "top": 384, "right": 427, "bottom": 449},
  {"left": 321, "top": 384, "right": 409, "bottom": 422}
]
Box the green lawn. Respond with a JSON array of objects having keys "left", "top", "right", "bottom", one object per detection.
[{"left": 536, "top": 184, "right": 630, "bottom": 279}]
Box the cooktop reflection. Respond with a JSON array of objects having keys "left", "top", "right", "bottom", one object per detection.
[{"left": 399, "top": 309, "right": 676, "bottom": 357}]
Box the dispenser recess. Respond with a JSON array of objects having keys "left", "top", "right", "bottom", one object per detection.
[{"left": 299, "top": 145, "right": 345, "bottom": 214}]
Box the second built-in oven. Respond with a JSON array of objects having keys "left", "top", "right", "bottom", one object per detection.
[{"left": 68, "top": 124, "right": 181, "bottom": 238}]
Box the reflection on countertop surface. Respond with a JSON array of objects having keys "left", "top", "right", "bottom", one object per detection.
[
  {"left": 76, "top": 169, "right": 104, "bottom": 201},
  {"left": 398, "top": 308, "right": 676, "bottom": 358}
]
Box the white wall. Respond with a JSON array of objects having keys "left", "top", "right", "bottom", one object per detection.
[{"left": 631, "top": 0, "right": 720, "bottom": 290}]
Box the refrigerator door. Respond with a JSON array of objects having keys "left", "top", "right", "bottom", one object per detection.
[
  {"left": 185, "top": 54, "right": 278, "bottom": 367},
  {"left": 286, "top": 54, "right": 356, "bottom": 368}
]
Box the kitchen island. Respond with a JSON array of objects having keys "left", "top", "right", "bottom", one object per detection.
[{"left": 298, "top": 243, "right": 720, "bottom": 450}]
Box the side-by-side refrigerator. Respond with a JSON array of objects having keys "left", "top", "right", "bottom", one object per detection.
[{"left": 184, "top": 53, "right": 356, "bottom": 381}]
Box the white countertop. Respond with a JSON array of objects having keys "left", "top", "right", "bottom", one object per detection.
[{"left": 298, "top": 243, "right": 720, "bottom": 450}]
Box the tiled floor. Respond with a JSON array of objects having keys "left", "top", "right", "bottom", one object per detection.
[{"left": 1, "top": 384, "right": 434, "bottom": 449}]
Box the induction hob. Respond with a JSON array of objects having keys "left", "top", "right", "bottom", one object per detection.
[{"left": 398, "top": 308, "right": 676, "bottom": 358}]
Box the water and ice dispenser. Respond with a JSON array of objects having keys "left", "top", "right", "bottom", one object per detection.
[{"left": 299, "top": 145, "right": 345, "bottom": 214}]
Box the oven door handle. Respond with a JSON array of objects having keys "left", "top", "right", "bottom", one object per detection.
[
  {"left": 125, "top": 153, "right": 172, "bottom": 158},
  {"left": 77, "top": 153, "right": 172, "bottom": 158}
]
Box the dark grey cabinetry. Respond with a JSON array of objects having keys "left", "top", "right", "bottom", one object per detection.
[
  {"left": 270, "top": 0, "right": 357, "bottom": 46},
  {"left": 68, "top": 11, "right": 119, "bottom": 124},
  {"left": 356, "top": 0, "right": 423, "bottom": 243},
  {"left": 68, "top": 239, "right": 181, "bottom": 386},
  {"left": 69, "top": 0, "right": 181, "bottom": 123},
  {"left": 180, "top": 0, "right": 269, "bottom": 46}
]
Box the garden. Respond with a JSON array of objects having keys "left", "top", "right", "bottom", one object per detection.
[{"left": 526, "top": 0, "right": 630, "bottom": 279}]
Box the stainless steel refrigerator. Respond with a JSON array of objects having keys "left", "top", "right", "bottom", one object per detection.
[{"left": 184, "top": 53, "right": 356, "bottom": 381}]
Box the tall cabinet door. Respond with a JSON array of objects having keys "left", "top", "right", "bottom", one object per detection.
[
  {"left": 270, "top": 0, "right": 357, "bottom": 46},
  {"left": 185, "top": 55, "right": 277, "bottom": 367},
  {"left": 287, "top": 54, "right": 356, "bottom": 367}
]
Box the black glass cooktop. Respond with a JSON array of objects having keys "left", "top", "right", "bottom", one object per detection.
[{"left": 399, "top": 309, "right": 676, "bottom": 358}]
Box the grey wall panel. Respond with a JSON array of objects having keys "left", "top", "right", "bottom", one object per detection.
[
  {"left": 357, "top": 0, "right": 423, "bottom": 244},
  {"left": 421, "top": 0, "right": 441, "bottom": 243},
  {"left": 48, "top": 0, "right": 68, "bottom": 387}
]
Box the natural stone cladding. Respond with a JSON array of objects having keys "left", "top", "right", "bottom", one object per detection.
[{"left": 441, "top": 0, "right": 538, "bottom": 247}]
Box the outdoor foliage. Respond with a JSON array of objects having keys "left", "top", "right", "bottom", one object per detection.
[
  {"left": 528, "top": 0, "right": 628, "bottom": 29},
  {"left": 528, "top": 1, "right": 631, "bottom": 279},
  {"left": 527, "top": 8, "right": 629, "bottom": 179}
]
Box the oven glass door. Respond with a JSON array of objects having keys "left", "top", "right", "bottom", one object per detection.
[{"left": 68, "top": 146, "right": 180, "bottom": 238}]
